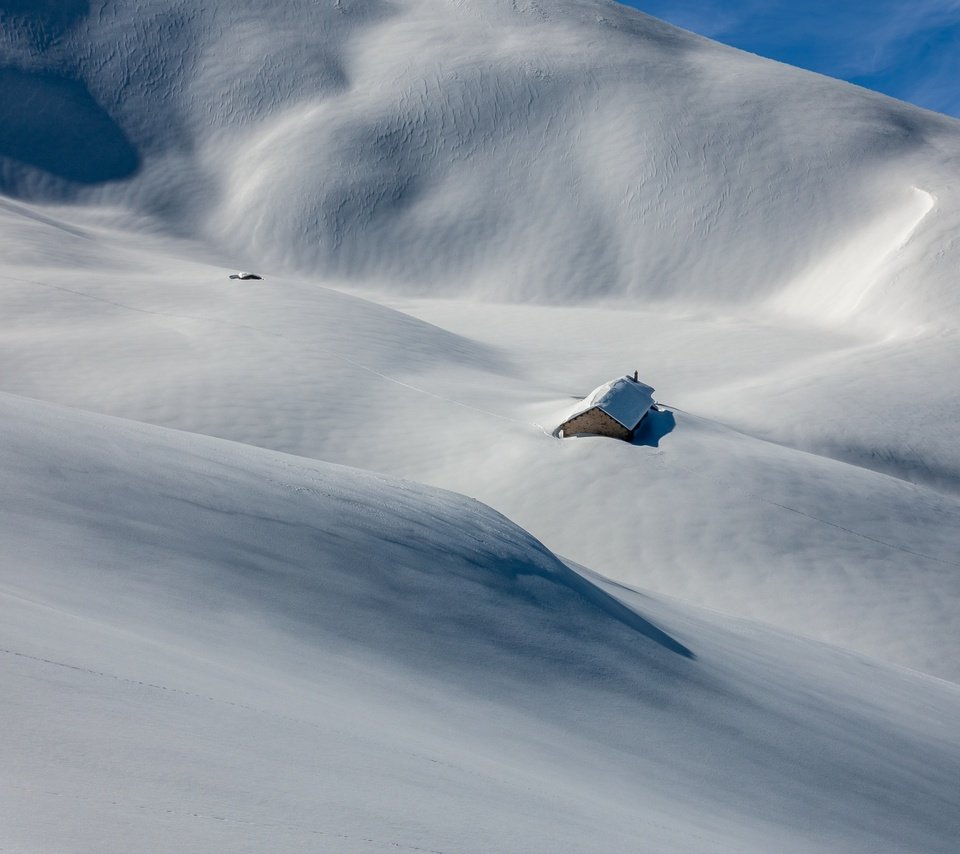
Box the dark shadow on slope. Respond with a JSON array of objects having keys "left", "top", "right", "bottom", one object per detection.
[
  {"left": 557, "top": 559, "right": 695, "bottom": 659},
  {"left": 329, "top": 514, "right": 696, "bottom": 661},
  {"left": 568, "top": 569, "right": 696, "bottom": 659},
  {"left": 0, "top": 1, "right": 89, "bottom": 47},
  {"left": 633, "top": 407, "right": 675, "bottom": 447},
  {"left": 0, "top": 68, "right": 139, "bottom": 187},
  {"left": 0, "top": 0, "right": 88, "bottom": 21}
]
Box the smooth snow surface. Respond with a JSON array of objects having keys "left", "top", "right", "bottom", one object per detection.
[
  {"left": 3, "top": 235, "right": 958, "bottom": 682},
  {"left": 3, "top": 0, "right": 960, "bottom": 850},
  {"left": 2, "top": 395, "right": 959, "bottom": 853}
]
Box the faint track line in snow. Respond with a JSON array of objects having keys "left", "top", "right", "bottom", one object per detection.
[
  {"left": 740, "top": 495, "right": 960, "bottom": 569},
  {"left": 0, "top": 640, "right": 515, "bottom": 813},
  {"left": 2, "top": 273, "right": 553, "bottom": 437},
  {"left": 3, "top": 270, "right": 241, "bottom": 328},
  {"left": 658, "top": 407, "right": 960, "bottom": 570},
  {"left": 0, "top": 644, "right": 261, "bottom": 711},
  {"left": 2, "top": 782, "right": 450, "bottom": 853},
  {"left": 318, "top": 353, "right": 552, "bottom": 436}
]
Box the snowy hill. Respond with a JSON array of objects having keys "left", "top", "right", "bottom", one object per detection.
[
  {"left": 4, "top": 0, "right": 960, "bottom": 327},
  {"left": 3, "top": 393, "right": 959, "bottom": 853},
  {"left": 3, "top": 216, "right": 958, "bottom": 681},
  {"left": 3, "top": 0, "right": 960, "bottom": 849}
]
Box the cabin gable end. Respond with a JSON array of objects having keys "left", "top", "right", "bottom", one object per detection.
[{"left": 558, "top": 407, "right": 632, "bottom": 441}]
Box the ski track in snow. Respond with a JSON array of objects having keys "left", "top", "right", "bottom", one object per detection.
[{"left": 655, "top": 409, "right": 960, "bottom": 570}]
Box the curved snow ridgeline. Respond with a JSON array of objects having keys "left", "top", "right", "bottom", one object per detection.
[
  {"left": 2, "top": 393, "right": 959, "bottom": 852},
  {"left": 2, "top": 0, "right": 960, "bottom": 327}
]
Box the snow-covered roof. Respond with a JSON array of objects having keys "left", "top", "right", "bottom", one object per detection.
[{"left": 560, "top": 376, "right": 655, "bottom": 430}]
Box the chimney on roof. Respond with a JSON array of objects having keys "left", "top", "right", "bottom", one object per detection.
[{"left": 633, "top": 370, "right": 638, "bottom": 382}]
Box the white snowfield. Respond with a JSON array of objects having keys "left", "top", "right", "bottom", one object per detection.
[
  {"left": 2, "top": 394, "right": 959, "bottom": 853},
  {"left": 4, "top": 0, "right": 960, "bottom": 329},
  {"left": 2, "top": 0, "right": 960, "bottom": 850}
]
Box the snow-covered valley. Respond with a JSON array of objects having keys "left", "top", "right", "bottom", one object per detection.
[{"left": 2, "top": 0, "right": 960, "bottom": 851}]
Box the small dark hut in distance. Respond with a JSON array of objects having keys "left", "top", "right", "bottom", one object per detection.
[{"left": 556, "top": 374, "right": 655, "bottom": 441}]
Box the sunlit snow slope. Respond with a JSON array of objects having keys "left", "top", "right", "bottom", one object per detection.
[
  {"left": 2, "top": 211, "right": 959, "bottom": 681},
  {"left": 3, "top": 0, "right": 960, "bottom": 327},
  {"left": 2, "top": 394, "right": 959, "bottom": 853},
  {"left": 3, "top": 1, "right": 960, "bottom": 848}
]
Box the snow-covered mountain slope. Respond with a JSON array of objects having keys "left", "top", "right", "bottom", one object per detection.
[
  {"left": 3, "top": 392, "right": 959, "bottom": 854},
  {"left": 4, "top": 1, "right": 960, "bottom": 848},
  {"left": 2, "top": 210, "right": 958, "bottom": 682},
  {"left": 3, "top": 0, "right": 960, "bottom": 329}
]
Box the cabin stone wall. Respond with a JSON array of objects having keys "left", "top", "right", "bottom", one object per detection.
[{"left": 558, "top": 408, "right": 632, "bottom": 441}]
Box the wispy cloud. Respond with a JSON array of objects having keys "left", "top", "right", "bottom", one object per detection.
[
  {"left": 626, "top": 0, "right": 960, "bottom": 117},
  {"left": 829, "top": 0, "right": 960, "bottom": 76},
  {"left": 631, "top": 2, "right": 743, "bottom": 38}
]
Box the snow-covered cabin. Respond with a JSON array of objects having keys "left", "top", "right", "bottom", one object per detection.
[{"left": 556, "top": 375, "right": 655, "bottom": 441}]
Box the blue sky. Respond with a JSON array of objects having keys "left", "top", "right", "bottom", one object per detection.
[{"left": 624, "top": 1, "right": 960, "bottom": 118}]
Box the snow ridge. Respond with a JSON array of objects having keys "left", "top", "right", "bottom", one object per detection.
[
  {"left": 3, "top": 0, "right": 960, "bottom": 326},
  {"left": 2, "top": 393, "right": 958, "bottom": 853}
]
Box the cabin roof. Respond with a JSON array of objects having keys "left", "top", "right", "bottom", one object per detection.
[{"left": 560, "top": 376, "right": 655, "bottom": 431}]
